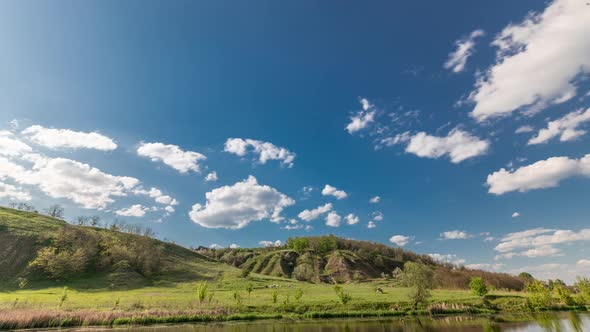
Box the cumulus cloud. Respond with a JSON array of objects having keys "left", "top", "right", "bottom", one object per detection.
[
  {"left": 0, "top": 131, "right": 32, "bottom": 157},
  {"left": 132, "top": 187, "right": 178, "bottom": 207},
  {"left": 389, "top": 235, "right": 412, "bottom": 247},
  {"left": 346, "top": 98, "right": 376, "bottom": 134},
  {"left": 578, "top": 259, "right": 590, "bottom": 267},
  {"left": 515, "top": 125, "right": 534, "bottom": 134},
  {"left": 326, "top": 211, "right": 342, "bottom": 227},
  {"left": 298, "top": 203, "right": 333, "bottom": 222},
  {"left": 441, "top": 230, "right": 471, "bottom": 240},
  {"left": 230, "top": 243, "right": 240, "bottom": 249},
  {"left": 115, "top": 204, "right": 148, "bottom": 217},
  {"left": 528, "top": 108, "right": 590, "bottom": 145},
  {"left": 321, "top": 184, "right": 348, "bottom": 200},
  {"left": 512, "top": 212, "right": 521, "bottom": 218},
  {"left": 0, "top": 181, "right": 31, "bottom": 201},
  {"left": 405, "top": 129, "right": 489, "bottom": 163},
  {"left": 345, "top": 213, "right": 359, "bottom": 225},
  {"left": 367, "top": 221, "right": 376, "bottom": 229},
  {"left": 495, "top": 227, "right": 590, "bottom": 255},
  {"left": 369, "top": 196, "right": 381, "bottom": 203},
  {"left": 0, "top": 155, "right": 139, "bottom": 209},
  {"left": 137, "top": 142, "right": 206, "bottom": 173},
  {"left": 428, "top": 253, "right": 466, "bottom": 265},
  {"left": 469, "top": 0, "right": 590, "bottom": 122},
  {"left": 205, "top": 171, "right": 218, "bottom": 182},
  {"left": 224, "top": 138, "right": 295, "bottom": 167},
  {"left": 486, "top": 154, "right": 590, "bottom": 195},
  {"left": 444, "top": 29, "right": 485, "bottom": 73},
  {"left": 259, "top": 240, "right": 282, "bottom": 247},
  {"left": 372, "top": 211, "right": 384, "bottom": 221},
  {"left": 189, "top": 176, "right": 295, "bottom": 229},
  {"left": 325, "top": 211, "right": 342, "bottom": 227},
  {"left": 22, "top": 125, "right": 117, "bottom": 151}
]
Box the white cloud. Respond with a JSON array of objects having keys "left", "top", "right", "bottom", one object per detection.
[
  {"left": 0, "top": 131, "right": 32, "bottom": 157},
  {"left": 528, "top": 108, "right": 590, "bottom": 145},
  {"left": 259, "top": 240, "right": 282, "bottom": 247},
  {"left": 345, "top": 213, "right": 359, "bottom": 225},
  {"left": 367, "top": 221, "right": 376, "bottom": 229},
  {"left": 369, "top": 196, "right": 381, "bottom": 204},
  {"left": 0, "top": 181, "right": 31, "bottom": 201},
  {"left": 0, "top": 155, "right": 139, "bottom": 209},
  {"left": 325, "top": 211, "right": 341, "bottom": 227},
  {"left": 495, "top": 227, "right": 590, "bottom": 255},
  {"left": 379, "top": 132, "right": 411, "bottom": 147},
  {"left": 321, "top": 184, "right": 348, "bottom": 200},
  {"left": 209, "top": 244, "right": 223, "bottom": 249},
  {"left": 298, "top": 203, "right": 333, "bottom": 221},
  {"left": 515, "top": 125, "right": 534, "bottom": 134},
  {"left": 372, "top": 211, "right": 384, "bottom": 221},
  {"left": 22, "top": 125, "right": 117, "bottom": 151},
  {"left": 405, "top": 129, "right": 489, "bottom": 163},
  {"left": 441, "top": 230, "right": 471, "bottom": 240},
  {"left": 115, "top": 204, "right": 148, "bottom": 217},
  {"left": 189, "top": 176, "right": 295, "bottom": 229},
  {"left": 230, "top": 243, "right": 240, "bottom": 249},
  {"left": 495, "top": 245, "right": 563, "bottom": 260},
  {"left": 205, "top": 171, "right": 218, "bottom": 182},
  {"left": 512, "top": 212, "right": 521, "bottom": 218},
  {"left": 389, "top": 235, "right": 412, "bottom": 247},
  {"left": 137, "top": 142, "right": 206, "bottom": 173},
  {"left": 428, "top": 253, "right": 465, "bottom": 265},
  {"left": 164, "top": 205, "right": 175, "bottom": 213},
  {"left": 224, "top": 138, "right": 295, "bottom": 167},
  {"left": 577, "top": 259, "right": 590, "bottom": 267},
  {"left": 444, "top": 29, "right": 485, "bottom": 73},
  {"left": 346, "top": 98, "right": 376, "bottom": 134},
  {"left": 486, "top": 154, "right": 590, "bottom": 195},
  {"left": 469, "top": 0, "right": 590, "bottom": 122},
  {"left": 132, "top": 187, "right": 178, "bottom": 206}
]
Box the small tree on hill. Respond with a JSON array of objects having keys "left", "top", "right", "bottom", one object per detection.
[
  {"left": 287, "top": 237, "right": 310, "bottom": 254},
  {"left": 400, "top": 262, "right": 433, "bottom": 308},
  {"left": 46, "top": 204, "right": 64, "bottom": 219},
  {"left": 525, "top": 280, "right": 552, "bottom": 310},
  {"left": 469, "top": 277, "right": 488, "bottom": 298}
]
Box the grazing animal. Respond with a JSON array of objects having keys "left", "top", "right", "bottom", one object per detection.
[{"left": 376, "top": 287, "right": 384, "bottom": 294}]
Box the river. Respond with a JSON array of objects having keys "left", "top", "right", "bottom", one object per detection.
[{"left": 55, "top": 312, "right": 589, "bottom": 332}]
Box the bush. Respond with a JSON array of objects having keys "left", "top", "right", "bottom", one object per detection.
[
  {"left": 525, "top": 280, "right": 552, "bottom": 310},
  {"left": 333, "top": 285, "right": 352, "bottom": 305},
  {"left": 574, "top": 277, "right": 590, "bottom": 304},
  {"left": 294, "top": 288, "right": 304, "bottom": 302},
  {"left": 271, "top": 289, "right": 278, "bottom": 304},
  {"left": 553, "top": 285, "right": 575, "bottom": 306},
  {"left": 196, "top": 282, "right": 209, "bottom": 304},
  {"left": 469, "top": 277, "right": 488, "bottom": 298}
]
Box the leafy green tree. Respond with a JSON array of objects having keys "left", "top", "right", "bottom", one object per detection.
[
  {"left": 574, "top": 277, "right": 590, "bottom": 304},
  {"left": 316, "top": 236, "right": 338, "bottom": 255},
  {"left": 400, "top": 262, "right": 433, "bottom": 308},
  {"left": 525, "top": 280, "right": 552, "bottom": 310},
  {"left": 469, "top": 277, "right": 488, "bottom": 298},
  {"left": 519, "top": 272, "right": 534, "bottom": 282},
  {"left": 287, "top": 237, "right": 310, "bottom": 254},
  {"left": 553, "top": 285, "right": 574, "bottom": 305}
]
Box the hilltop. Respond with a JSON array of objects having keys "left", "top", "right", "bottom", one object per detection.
[
  {"left": 0, "top": 206, "right": 236, "bottom": 289},
  {"left": 198, "top": 235, "right": 525, "bottom": 290}
]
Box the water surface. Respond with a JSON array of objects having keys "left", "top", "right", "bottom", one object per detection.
[{"left": 69, "top": 312, "right": 590, "bottom": 332}]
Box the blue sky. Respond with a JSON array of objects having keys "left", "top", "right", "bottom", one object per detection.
[{"left": 1, "top": 0, "right": 590, "bottom": 282}]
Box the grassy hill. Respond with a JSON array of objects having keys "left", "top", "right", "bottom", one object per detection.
[
  {"left": 0, "top": 206, "right": 236, "bottom": 289},
  {"left": 199, "top": 236, "right": 525, "bottom": 291}
]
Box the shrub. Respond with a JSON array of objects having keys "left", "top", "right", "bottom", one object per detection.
[
  {"left": 271, "top": 289, "right": 278, "bottom": 304},
  {"left": 553, "top": 285, "right": 575, "bottom": 306},
  {"left": 574, "top": 277, "right": 590, "bottom": 304},
  {"left": 196, "top": 282, "right": 209, "bottom": 304},
  {"left": 469, "top": 277, "right": 488, "bottom": 298},
  {"left": 333, "top": 284, "right": 352, "bottom": 305},
  {"left": 232, "top": 291, "right": 242, "bottom": 305},
  {"left": 525, "top": 280, "right": 552, "bottom": 310},
  {"left": 294, "top": 288, "right": 304, "bottom": 302},
  {"left": 246, "top": 283, "right": 254, "bottom": 297}
]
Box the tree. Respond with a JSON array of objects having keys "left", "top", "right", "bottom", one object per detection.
[
  {"left": 89, "top": 215, "right": 101, "bottom": 227},
  {"left": 574, "top": 277, "right": 590, "bottom": 304},
  {"left": 287, "top": 237, "right": 310, "bottom": 254},
  {"left": 75, "top": 216, "right": 89, "bottom": 226},
  {"left": 469, "top": 277, "right": 488, "bottom": 298},
  {"left": 46, "top": 204, "right": 64, "bottom": 219},
  {"left": 519, "top": 272, "right": 534, "bottom": 282},
  {"left": 400, "top": 262, "right": 433, "bottom": 308},
  {"left": 525, "top": 280, "right": 552, "bottom": 310},
  {"left": 196, "top": 282, "right": 209, "bottom": 304},
  {"left": 316, "top": 235, "right": 338, "bottom": 255}
]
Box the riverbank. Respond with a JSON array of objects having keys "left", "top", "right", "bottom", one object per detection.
[{"left": 1, "top": 300, "right": 587, "bottom": 330}]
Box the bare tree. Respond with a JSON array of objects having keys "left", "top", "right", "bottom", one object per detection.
[
  {"left": 75, "top": 216, "right": 89, "bottom": 226},
  {"left": 89, "top": 215, "right": 101, "bottom": 227},
  {"left": 46, "top": 204, "right": 65, "bottom": 219}
]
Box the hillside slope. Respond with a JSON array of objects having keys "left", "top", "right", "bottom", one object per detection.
[
  {"left": 199, "top": 236, "right": 526, "bottom": 290},
  {"left": 0, "top": 207, "right": 236, "bottom": 289}
]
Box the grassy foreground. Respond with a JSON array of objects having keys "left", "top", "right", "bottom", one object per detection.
[{"left": 1, "top": 273, "right": 586, "bottom": 330}]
